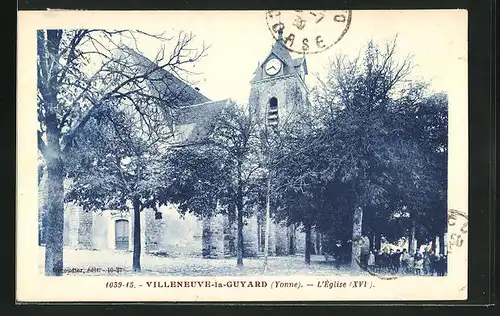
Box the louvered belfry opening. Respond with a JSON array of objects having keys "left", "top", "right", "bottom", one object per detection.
[{"left": 268, "top": 97, "right": 279, "bottom": 127}]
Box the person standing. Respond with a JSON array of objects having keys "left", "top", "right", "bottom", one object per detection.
[
  {"left": 430, "top": 251, "right": 438, "bottom": 276},
  {"left": 434, "top": 254, "right": 442, "bottom": 276},
  {"left": 394, "top": 249, "right": 402, "bottom": 274},
  {"left": 414, "top": 250, "right": 424, "bottom": 276},
  {"left": 333, "top": 240, "right": 342, "bottom": 269},
  {"left": 367, "top": 250, "right": 376, "bottom": 272},
  {"left": 382, "top": 248, "right": 390, "bottom": 274},
  {"left": 401, "top": 249, "right": 410, "bottom": 274},
  {"left": 423, "top": 248, "right": 431, "bottom": 275},
  {"left": 375, "top": 249, "right": 383, "bottom": 273},
  {"left": 388, "top": 249, "right": 395, "bottom": 273},
  {"left": 442, "top": 255, "right": 448, "bottom": 276}
]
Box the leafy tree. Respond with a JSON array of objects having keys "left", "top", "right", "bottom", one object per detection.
[
  {"left": 308, "top": 37, "right": 447, "bottom": 266},
  {"left": 162, "top": 145, "right": 231, "bottom": 219},
  {"left": 390, "top": 91, "right": 448, "bottom": 252},
  {"left": 266, "top": 37, "right": 448, "bottom": 270},
  {"left": 65, "top": 100, "right": 171, "bottom": 273},
  {"left": 160, "top": 102, "right": 263, "bottom": 267},
  {"left": 37, "top": 29, "right": 207, "bottom": 275},
  {"left": 269, "top": 110, "right": 327, "bottom": 264}
]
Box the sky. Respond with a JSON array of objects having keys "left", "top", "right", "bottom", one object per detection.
[{"left": 118, "top": 10, "right": 468, "bottom": 105}]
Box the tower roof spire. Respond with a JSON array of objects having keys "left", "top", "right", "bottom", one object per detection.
[{"left": 277, "top": 25, "right": 284, "bottom": 41}]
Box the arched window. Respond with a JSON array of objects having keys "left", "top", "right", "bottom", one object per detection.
[{"left": 269, "top": 97, "right": 278, "bottom": 109}]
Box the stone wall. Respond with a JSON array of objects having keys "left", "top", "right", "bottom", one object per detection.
[
  {"left": 143, "top": 209, "right": 163, "bottom": 253},
  {"left": 202, "top": 213, "right": 225, "bottom": 258},
  {"left": 242, "top": 214, "right": 259, "bottom": 257},
  {"left": 249, "top": 74, "right": 309, "bottom": 125},
  {"left": 267, "top": 220, "right": 277, "bottom": 256},
  {"left": 313, "top": 230, "right": 322, "bottom": 255},
  {"left": 275, "top": 221, "right": 289, "bottom": 255},
  {"left": 223, "top": 215, "right": 237, "bottom": 257},
  {"left": 154, "top": 205, "right": 202, "bottom": 257},
  {"left": 91, "top": 212, "right": 110, "bottom": 250},
  {"left": 67, "top": 203, "right": 93, "bottom": 249},
  {"left": 257, "top": 218, "right": 287, "bottom": 256},
  {"left": 56, "top": 201, "right": 313, "bottom": 259},
  {"left": 295, "top": 224, "right": 306, "bottom": 254}
]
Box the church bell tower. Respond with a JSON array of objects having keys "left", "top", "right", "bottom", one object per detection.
[{"left": 248, "top": 27, "right": 310, "bottom": 127}]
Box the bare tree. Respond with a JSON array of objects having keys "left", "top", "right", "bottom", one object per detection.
[{"left": 37, "top": 29, "right": 207, "bottom": 275}]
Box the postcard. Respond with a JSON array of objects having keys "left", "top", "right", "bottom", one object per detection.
[{"left": 17, "top": 9, "right": 468, "bottom": 302}]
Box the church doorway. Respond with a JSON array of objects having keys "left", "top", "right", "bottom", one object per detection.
[{"left": 115, "top": 219, "right": 129, "bottom": 250}]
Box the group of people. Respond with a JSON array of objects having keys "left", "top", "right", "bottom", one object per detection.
[{"left": 366, "top": 248, "right": 447, "bottom": 276}]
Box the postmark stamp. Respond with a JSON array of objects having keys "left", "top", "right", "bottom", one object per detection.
[
  {"left": 447, "top": 208, "right": 468, "bottom": 254},
  {"left": 266, "top": 10, "right": 352, "bottom": 54}
]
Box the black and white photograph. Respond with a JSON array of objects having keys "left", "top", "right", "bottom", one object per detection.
[{"left": 17, "top": 10, "right": 468, "bottom": 301}]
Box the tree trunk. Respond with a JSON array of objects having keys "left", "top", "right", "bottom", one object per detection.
[
  {"left": 289, "top": 224, "right": 296, "bottom": 255},
  {"left": 44, "top": 150, "right": 64, "bottom": 276},
  {"left": 43, "top": 79, "right": 64, "bottom": 276},
  {"left": 132, "top": 198, "right": 141, "bottom": 273},
  {"left": 39, "top": 29, "right": 65, "bottom": 276},
  {"left": 263, "top": 173, "right": 271, "bottom": 270},
  {"left": 315, "top": 231, "right": 321, "bottom": 255},
  {"left": 350, "top": 206, "right": 363, "bottom": 269},
  {"left": 236, "top": 203, "right": 244, "bottom": 267},
  {"left": 374, "top": 232, "right": 382, "bottom": 250},
  {"left": 235, "top": 161, "right": 245, "bottom": 267},
  {"left": 369, "top": 233, "right": 374, "bottom": 250},
  {"left": 438, "top": 233, "right": 445, "bottom": 255},
  {"left": 228, "top": 211, "right": 236, "bottom": 256},
  {"left": 408, "top": 219, "right": 416, "bottom": 255},
  {"left": 304, "top": 222, "right": 311, "bottom": 265},
  {"left": 431, "top": 236, "right": 437, "bottom": 252}
]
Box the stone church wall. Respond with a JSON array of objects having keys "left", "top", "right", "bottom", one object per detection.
[
  {"left": 223, "top": 216, "right": 237, "bottom": 257},
  {"left": 152, "top": 205, "right": 203, "bottom": 257},
  {"left": 249, "top": 74, "right": 309, "bottom": 124},
  {"left": 242, "top": 214, "right": 260, "bottom": 257},
  {"left": 53, "top": 200, "right": 305, "bottom": 259},
  {"left": 295, "top": 224, "right": 307, "bottom": 254},
  {"left": 275, "top": 221, "right": 289, "bottom": 255},
  {"left": 267, "top": 220, "right": 277, "bottom": 256},
  {"left": 66, "top": 202, "right": 93, "bottom": 249},
  {"left": 91, "top": 212, "right": 110, "bottom": 250},
  {"left": 143, "top": 210, "right": 161, "bottom": 252},
  {"left": 202, "top": 213, "right": 225, "bottom": 258}
]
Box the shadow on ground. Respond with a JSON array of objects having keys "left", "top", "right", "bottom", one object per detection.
[{"left": 38, "top": 247, "right": 366, "bottom": 276}]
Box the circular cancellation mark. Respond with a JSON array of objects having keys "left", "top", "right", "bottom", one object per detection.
[{"left": 266, "top": 10, "right": 352, "bottom": 55}]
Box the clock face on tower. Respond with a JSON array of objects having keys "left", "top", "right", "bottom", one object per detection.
[{"left": 264, "top": 58, "right": 282, "bottom": 76}]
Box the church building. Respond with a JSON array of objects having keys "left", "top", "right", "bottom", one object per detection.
[{"left": 38, "top": 28, "right": 321, "bottom": 259}]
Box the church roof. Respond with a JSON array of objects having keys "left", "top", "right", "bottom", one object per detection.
[
  {"left": 116, "top": 46, "right": 236, "bottom": 147},
  {"left": 292, "top": 56, "right": 308, "bottom": 75},
  {"left": 291, "top": 57, "right": 303, "bottom": 67},
  {"left": 112, "top": 45, "right": 232, "bottom": 146},
  {"left": 171, "top": 99, "right": 230, "bottom": 145},
  {"left": 251, "top": 65, "right": 263, "bottom": 82},
  {"left": 269, "top": 37, "right": 295, "bottom": 67},
  {"left": 117, "top": 45, "right": 211, "bottom": 107}
]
